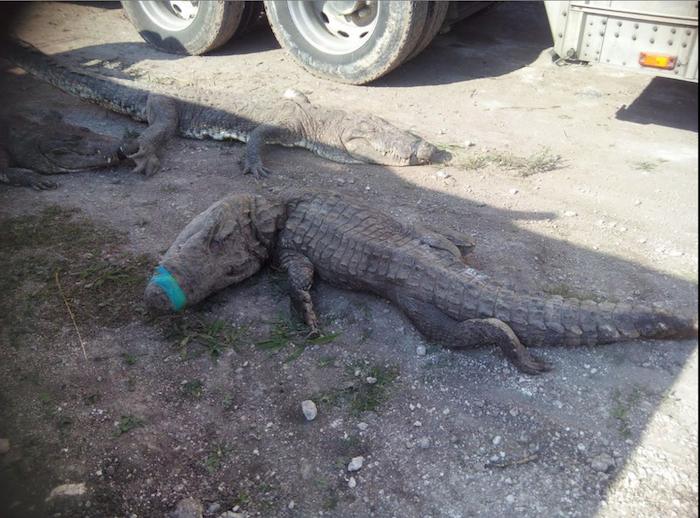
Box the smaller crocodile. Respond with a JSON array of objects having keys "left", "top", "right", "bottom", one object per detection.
[
  {"left": 144, "top": 192, "right": 697, "bottom": 374},
  {"left": 4, "top": 39, "right": 442, "bottom": 179},
  {"left": 0, "top": 112, "right": 128, "bottom": 190}
]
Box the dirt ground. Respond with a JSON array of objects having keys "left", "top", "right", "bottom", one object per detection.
[{"left": 0, "top": 2, "right": 698, "bottom": 517}]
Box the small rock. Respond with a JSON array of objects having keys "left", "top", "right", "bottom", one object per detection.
[
  {"left": 553, "top": 400, "right": 564, "bottom": 409},
  {"left": 634, "top": 200, "right": 642, "bottom": 206},
  {"left": 46, "top": 483, "right": 87, "bottom": 502},
  {"left": 492, "top": 436, "right": 502, "bottom": 446},
  {"left": 301, "top": 400, "right": 317, "bottom": 421},
  {"left": 417, "top": 437, "right": 431, "bottom": 449},
  {"left": 348, "top": 456, "right": 364, "bottom": 472},
  {"left": 416, "top": 345, "right": 427, "bottom": 356},
  {"left": 506, "top": 495, "right": 515, "bottom": 504},
  {"left": 365, "top": 376, "right": 377, "bottom": 384},
  {"left": 435, "top": 170, "right": 450, "bottom": 180},
  {"left": 577, "top": 443, "right": 586, "bottom": 452},
  {"left": 564, "top": 210, "right": 577, "bottom": 217},
  {"left": 357, "top": 422, "right": 369, "bottom": 431},
  {"left": 464, "top": 140, "right": 476, "bottom": 147},
  {"left": 509, "top": 188, "right": 519, "bottom": 195},
  {"left": 590, "top": 453, "right": 615, "bottom": 473},
  {"left": 348, "top": 476, "right": 357, "bottom": 488},
  {"left": 413, "top": 421, "right": 422, "bottom": 427},
  {"left": 0, "top": 438, "right": 9, "bottom": 454},
  {"left": 288, "top": 501, "right": 295, "bottom": 510},
  {"left": 207, "top": 503, "right": 221, "bottom": 515}
]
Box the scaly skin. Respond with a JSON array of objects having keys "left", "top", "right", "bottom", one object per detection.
[
  {"left": 0, "top": 113, "right": 125, "bottom": 190},
  {"left": 4, "top": 39, "right": 442, "bottom": 179},
  {"left": 144, "top": 192, "right": 698, "bottom": 375}
]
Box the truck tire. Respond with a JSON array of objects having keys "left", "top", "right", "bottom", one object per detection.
[
  {"left": 121, "top": 1, "right": 245, "bottom": 55},
  {"left": 264, "top": 1, "right": 428, "bottom": 84},
  {"left": 406, "top": 1, "right": 448, "bottom": 61}
]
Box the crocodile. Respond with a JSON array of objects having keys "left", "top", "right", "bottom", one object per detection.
[
  {"left": 0, "top": 112, "right": 127, "bottom": 189},
  {"left": 4, "top": 39, "right": 442, "bottom": 179},
  {"left": 143, "top": 191, "right": 697, "bottom": 374}
]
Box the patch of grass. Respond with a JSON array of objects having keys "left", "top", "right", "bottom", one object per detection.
[
  {"left": 255, "top": 317, "right": 340, "bottom": 363},
  {"left": 121, "top": 353, "right": 137, "bottom": 366},
  {"left": 181, "top": 379, "right": 204, "bottom": 398},
  {"left": 446, "top": 146, "right": 564, "bottom": 176},
  {"left": 611, "top": 387, "right": 643, "bottom": 438},
  {"left": 318, "top": 355, "right": 337, "bottom": 368},
  {"left": 631, "top": 160, "right": 658, "bottom": 172},
  {"left": 204, "top": 443, "right": 229, "bottom": 473},
  {"left": 115, "top": 415, "right": 144, "bottom": 436},
  {"left": 0, "top": 206, "right": 151, "bottom": 348},
  {"left": 161, "top": 315, "right": 247, "bottom": 360},
  {"left": 232, "top": 491, "right": 251, "bottom": 507},
  {"left": 315, "top": 362, "right": 399, "bottom": 416}
]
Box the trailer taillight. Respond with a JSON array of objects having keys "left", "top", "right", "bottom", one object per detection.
[{"left": 639, "top": 53, "right": 677, "bottom": 70}]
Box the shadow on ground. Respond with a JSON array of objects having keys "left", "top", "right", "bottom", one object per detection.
[
  {"left": 0, "top": 4, "right": 697, "bottom": 517},
  {"left": 616, "top": 77, "right": 699, "bottom": 132}
]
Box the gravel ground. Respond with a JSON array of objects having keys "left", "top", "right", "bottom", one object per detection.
[{"left": 0, "top": 2, "right": 697, "bottom": 517}]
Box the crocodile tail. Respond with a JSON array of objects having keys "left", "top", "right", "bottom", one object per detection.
[
  {"left": 3, "top": 38, "right": 149, "bottom": 120},
  {"left": 505, "top": 292, "right": 698, "bottom": 347}
]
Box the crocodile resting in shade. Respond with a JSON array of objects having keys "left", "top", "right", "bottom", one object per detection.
[
  {"left": 3, "top": 39, "right": 442, "bottom": 181},
  {"left": 144, "top": 191, "right": 698, "bottom": 374}
]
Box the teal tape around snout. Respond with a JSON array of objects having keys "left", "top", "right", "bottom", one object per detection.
[{"left": 149, "top": 265, "right": 187, "bottom": 311}]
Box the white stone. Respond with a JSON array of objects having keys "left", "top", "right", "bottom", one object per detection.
[
  {"left": 348, "top": 456, "right": 364, "bottom": 472},
  {"left": 46, "top": 483, "right": 87, "bottom": 501},
  {"left": 348, "top": 476, "right": 357, "bottom": 488},
  {"left": 301, "top": 400, "right": 317, "bottom": 421},
  {"left": 416, "top": 345, "right": 427, "bottom": 356}
]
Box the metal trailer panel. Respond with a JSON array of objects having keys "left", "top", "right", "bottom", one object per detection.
[{"left": 545, "top": 1, "right": 698, "bottom": 81}]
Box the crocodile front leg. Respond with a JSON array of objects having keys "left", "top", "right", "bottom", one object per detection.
[
  {"left": 1, "top": 166, "right": 58, "bottom": 190},
  {"left": 1, "top": 147, "right": 57, "bottom": 190},
  {"left": 124, "top": 94, "right": 178, "bottom": 177},
  {"left": 396, "top": 293, "right": 551, "bottom": 375},
  {"left": 279, "top": 249, "right": 320, "bottom": 337},
  {"left": 243, "top": 124, "right": 296, "bottom": 179}
]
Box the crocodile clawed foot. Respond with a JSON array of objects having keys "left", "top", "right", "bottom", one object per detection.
[
  {"left": 128, "top": 145, "right": 161, "bottom": 177},
  {"left": 31, "top": 177, "right": 59, "bottom": 191},
  {"left": 242, "top": 160, "right": 273, "bottom": 179},
  {"left": 512, "top": 353, "right": 553, "bottom": 375},
  {"left": 5, "top": 168, "right": 59, "bottom": 190}
]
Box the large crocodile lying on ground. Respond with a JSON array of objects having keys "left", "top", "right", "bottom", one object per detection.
[
  {"left": 144, "top": 192, "right": 697, "bottom": 374},
  {"left": 0, "top": 112, "right": 126, "bottom": 189},
  {"left": 4, "top": 39, "right": 441, "bottom": 179}
]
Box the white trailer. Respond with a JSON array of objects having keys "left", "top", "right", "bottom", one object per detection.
[{"left": 544, "top": 1, "right": 698, "bottom": 82}]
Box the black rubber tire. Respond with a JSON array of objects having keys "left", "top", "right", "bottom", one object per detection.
[
  {"left": 121, "top": 1, "right": 245, "bottom": 55},
  {"left": 406, "top": 1, "right": 449, "bottom": 61},
  {"left": 264, "top": 1, "right": 428, "bottom": 85}
]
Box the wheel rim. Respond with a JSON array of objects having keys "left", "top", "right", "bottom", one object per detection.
[
  {"left": 139, "top": 1, "right": 200, "bottom": 31},
  {"left": 288, "top": 1, "right": 380, "bottom": 55}
]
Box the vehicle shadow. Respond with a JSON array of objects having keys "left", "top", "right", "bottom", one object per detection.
[
  {"left": 0, "top": 10, "right": 697, "bottom": 518},
  {"left": 375, "top": 1, "right": 554, "bottom": 87},
  {"left": 616, "top": 77, "right": 699, "bottom": 132}
]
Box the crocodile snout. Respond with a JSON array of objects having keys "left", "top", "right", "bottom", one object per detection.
[{"left": 410, "top": 141, "right": 441, "bottom": 165}]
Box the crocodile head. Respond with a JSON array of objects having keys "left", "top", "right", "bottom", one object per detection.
[
  {"left": 144, "top": 195, "right": 283, "bottom": 313},
  {"left": 335, "top": 114, "right": 442, "bottom": 166},
  {"left": 8, "top": 114, "right": 124, "bottom": 173}
]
